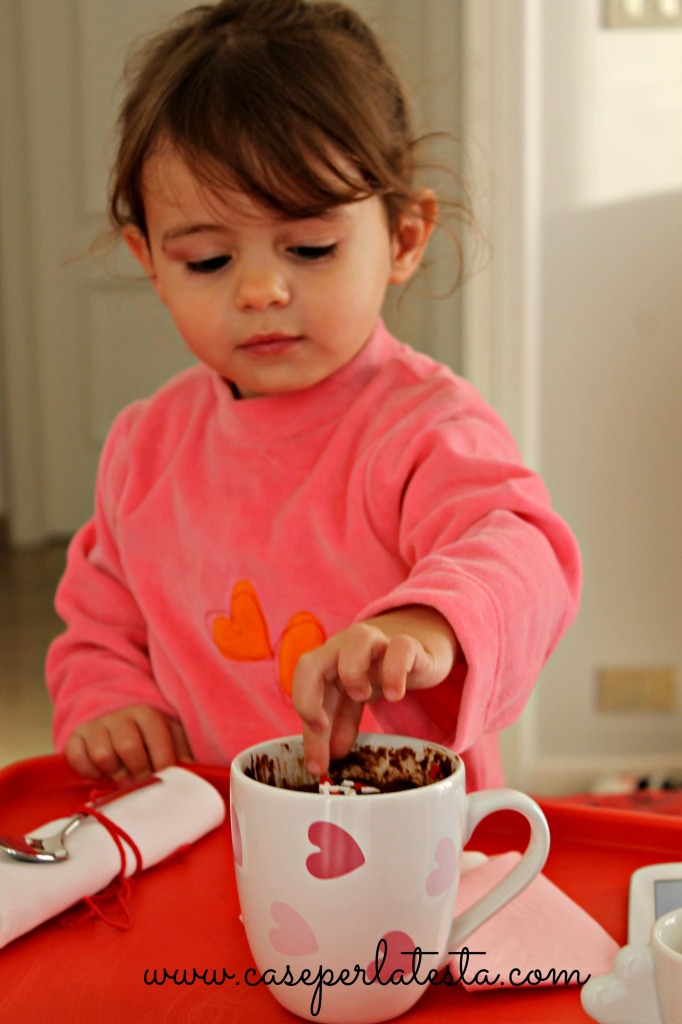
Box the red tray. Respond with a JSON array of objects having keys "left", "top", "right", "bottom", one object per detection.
[{"left": 0, "top": 755, "right": 681, "bottom": 1023}]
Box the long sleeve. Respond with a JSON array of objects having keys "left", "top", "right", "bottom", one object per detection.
[
  {"left": 46, "top": 405, "right": 177, "bottom": 747},
  {"left": 354, "top": 372, "right": 581, "bottom": 775}
]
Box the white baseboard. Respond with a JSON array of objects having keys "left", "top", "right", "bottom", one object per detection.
[{"left": 530, "top": 752, "right": 682, "bottom": 796}]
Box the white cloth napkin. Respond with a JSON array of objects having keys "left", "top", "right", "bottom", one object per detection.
[{"left": 0, "top": 766, "right": 225, "bottom": 949}]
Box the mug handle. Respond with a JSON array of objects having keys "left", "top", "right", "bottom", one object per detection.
[
  {"left": 448, "top": 788, "right": 550, "bottom": 948},
  {"left": 580, "top": 945, "right": 662, "bottom": 1024}
]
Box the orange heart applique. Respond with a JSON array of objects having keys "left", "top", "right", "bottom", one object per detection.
[
  {"left": 212, "top": 580, "right": 273, "bottom": 661},
  {"left": 277, "top": 611, "right": 326, "bottom": 697}
]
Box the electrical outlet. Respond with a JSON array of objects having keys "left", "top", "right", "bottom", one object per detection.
[
  {"left": 602, "top": 0, "right": 682, "bottom": 27},
  {"left": 596, "top": 666, "right": 678, "bottom": 712}
]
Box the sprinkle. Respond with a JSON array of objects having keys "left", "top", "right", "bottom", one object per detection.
[{"left": 317, "top": 777, "right": 380, "bottom": 796}]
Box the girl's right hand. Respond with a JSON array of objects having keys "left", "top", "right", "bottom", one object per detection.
[
  {"left": 64, "top": 704, "right": 194, "bottom": 781},
  {"left": 293, "top": 606, "right": 458, "bottom": 778}
]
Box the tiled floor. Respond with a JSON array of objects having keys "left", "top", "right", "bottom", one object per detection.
[{"left": 0, "top": 541, "right": 67, "bottom": 769}]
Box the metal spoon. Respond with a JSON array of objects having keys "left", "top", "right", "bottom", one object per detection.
[{"left": 0, "top": 774, "right": 162, "bottom": 863}]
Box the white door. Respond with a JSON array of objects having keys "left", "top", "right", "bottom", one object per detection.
[{"left": 0, "top": 0, "right": 462, "bottom": 546}]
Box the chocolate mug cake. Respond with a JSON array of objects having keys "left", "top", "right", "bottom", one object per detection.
[{"left": 245, "top": 741, "right": 454, "bottom": 794}]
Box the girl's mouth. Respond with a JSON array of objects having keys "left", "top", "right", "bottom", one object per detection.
[{"left": 238, "top": 333, "right": 302, "bottom": 355}]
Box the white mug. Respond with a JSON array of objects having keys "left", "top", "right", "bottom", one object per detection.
[
  {"left": 582, "top": 907, "right": 682, "bottom": 1024},
  {"left": 230, "top": 733, "right": 550, "bottom": 1023}
]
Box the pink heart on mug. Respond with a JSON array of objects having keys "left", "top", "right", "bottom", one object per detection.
[
  {"left": 269, "top": 901, "right": 319, "bottom": 956},
  {"left": 306, "top": 821, "right": 365, "bottom": 879},
  {"left": 366, "top": 930, "right": 417, "bottom": 982},
  {"left": 426, "top": 836, "right": 457, "bottom": 896},
  {"left": 230, "top": 804, "right": 243, "bottom": 867}
]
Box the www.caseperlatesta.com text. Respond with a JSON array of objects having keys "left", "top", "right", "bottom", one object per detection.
[{"left": 143, "top": 943, "right": 591, "bottom": 1017}]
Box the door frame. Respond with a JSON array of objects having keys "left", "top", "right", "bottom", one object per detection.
[
  {"left": 0, "top": 0, "right": 48, "bottom": 546},
  {"left": 461, "top": 0, "right": 544, "bottom": 790}
]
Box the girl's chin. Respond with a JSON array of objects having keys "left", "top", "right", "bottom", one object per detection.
[{"left": 227, "top": 367, "right": 334, "bottom": 400}]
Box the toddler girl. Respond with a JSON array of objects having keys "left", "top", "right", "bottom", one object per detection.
[{"left": 47, "top": 0, "right": 581, "bottom": 787}]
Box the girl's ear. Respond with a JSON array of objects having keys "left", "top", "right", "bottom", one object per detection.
[
  {"left": 389, "top": 189, "right": 438, "bottom": 285},
  {"left": 122, "top": 226, "right": 166, "bottom": 303}
]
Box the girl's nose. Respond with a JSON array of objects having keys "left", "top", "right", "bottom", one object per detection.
[{"left": 233, "top": 262, "right": 290, "bottom": 311}]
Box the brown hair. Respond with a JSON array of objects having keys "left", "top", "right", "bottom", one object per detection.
[{"left": 110, "top": 0, "right": 426, "bottom": 236}]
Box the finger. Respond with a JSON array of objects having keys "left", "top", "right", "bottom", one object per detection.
[
  {"left": 300, "top": 720, "right": 329, "bottom": 778},
  {"left": 70, "top": 721, "right": 127, "bottom": 780},
  {"left": 299, "top": 685, "right": 338, "bottom": 777},
  {"left": 292, "top": 647, "right": 335, "bottom": 738},
  {"left": 127, "top": 708, "right": 179, "bottom": 775},
  {"left": 380, "top": 634, "right": 421, "bottom": 701},
  {"left": 64, "top": 732, "right": 106, "bottom": 781},
  {"left": 107, "top": 715, "right": 157, "bottom": 779},
  {"left": 336, "top": 625, "right": 388, "bottom": 701},
  {"left": 167, "top": 717, "right": 195, "bottom": 764},
  {"left": 328, "top": 694, "right": 364, "bottom": 762},
  {"left": 299, "top": 681, "right": 364, "bottom": 777},
  {"left": 294, "top": 656, "right": 346, "bottom": 777}
]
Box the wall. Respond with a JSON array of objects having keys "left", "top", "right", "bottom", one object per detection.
[
  {"left": 533, "top": 0, "right": 682, "bottom": 791},
  {"left": 355, "top": 0, "right": 464, "bottom": 371}
]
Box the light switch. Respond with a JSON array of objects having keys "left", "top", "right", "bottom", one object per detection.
[{"left": 602, "top": 0, "right": 682, "bottom": 25}]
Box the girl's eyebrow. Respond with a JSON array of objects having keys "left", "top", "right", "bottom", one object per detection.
[
  {"left": 162, "top": 223, "right": 224, "bottom": 245},
  {"left": 161, "top": 207, "right": 353, "bottom": 247}
]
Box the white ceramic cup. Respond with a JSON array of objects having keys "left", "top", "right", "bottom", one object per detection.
[
  {"left": 582, "top": 907, "right": 682, "bottom": 1024},
  {"left": 230, "top": 733, "right": 550, "bottom": 1023}
]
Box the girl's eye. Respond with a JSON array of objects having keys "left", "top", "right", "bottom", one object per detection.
[
  {"left": 289, "top": 244, "right": 336, "bottom": 261},
  {"left": 186, "top": 256, "right": 230, "bottom": 275}
]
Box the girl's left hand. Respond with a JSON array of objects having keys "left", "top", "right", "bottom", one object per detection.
[{"left": 291, "top": 606, "right": 458, "bottom": 777}]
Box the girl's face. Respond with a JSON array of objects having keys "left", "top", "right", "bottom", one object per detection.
[{"left": 124, "top": 149, "right": 434, "bottom": 398}]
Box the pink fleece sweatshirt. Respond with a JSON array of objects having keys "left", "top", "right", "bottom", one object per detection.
[{"left": 47, "top": 322, "right": 581, "bottom": 790}]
